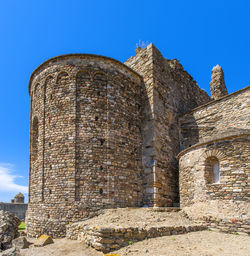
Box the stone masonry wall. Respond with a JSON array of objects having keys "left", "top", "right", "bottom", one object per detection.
[
  {"left": 125, "top": 44, "right": 210, "bottom": 207},
  {"left": 178, "top": 87, "right": 250, "bottom": 233},
  {"left": 179, "top": 86, "right": 250, "bottom": 150},
  {"left": 0, "top": 203, "right": 27, "bottom": 220},
  {"left": 26, "top": 54, "right": 144, "bottom": 238},
  {"left": 179, "top": 137, "right": 250, "bottom": 233}
]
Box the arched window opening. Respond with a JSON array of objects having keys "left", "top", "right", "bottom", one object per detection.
[
  {"left": 204, "top": 156, "right": 220, "bottom": 184},
  {"left": 31, "top": 116, "right": 39, "bottom": 161},
  {"left": 56, "top": 72, "right": 69, "bottom": 85},
  {"left": 93, "top": 72, "right": 106, "bottom": 82}
]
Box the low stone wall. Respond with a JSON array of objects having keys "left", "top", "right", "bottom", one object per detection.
[
  {"left": 207, "top": 218, "right": 250, "bottom": 235},
  {"left": 66, "top": 223, "right": 207, "bottom": 252},
  {"left": 181, "top": 211, "right": 249, "bottom": 235},
  {"left": 0, "top": 203, "right": 27, "bottom": 220}
]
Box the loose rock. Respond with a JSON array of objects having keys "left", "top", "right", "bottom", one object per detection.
[
  {"left": 0, "top": 210, "right": 21, "bottom": 251},
  {"left": 34, "top": 235, "right": 53, "bottom": 247}
]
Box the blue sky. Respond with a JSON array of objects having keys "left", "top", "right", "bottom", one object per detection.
[{"left": 0, "top": 0, "right": 249, "bottom": 202}]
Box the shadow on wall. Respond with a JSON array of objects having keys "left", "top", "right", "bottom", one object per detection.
[
  {"left": 179, "top": 113, "right": 199, "bottom": 151},
  {"left": 140, "top": 79, "right": 154, "bottom": 207}
]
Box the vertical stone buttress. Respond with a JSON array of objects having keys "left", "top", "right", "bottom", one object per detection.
[
  {"left": 125, "top": 44, "right": 210, "bottom": 207},
  {"left": 210, "top": 65, "right": 228, "bottom": 100}
]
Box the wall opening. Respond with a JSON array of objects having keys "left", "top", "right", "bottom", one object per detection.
[
  {"left": 204, "top": 156, "right": 220, "bottom": 184},
  {"left": 99, "top": 188, "right": 103, "bottom": 195}
]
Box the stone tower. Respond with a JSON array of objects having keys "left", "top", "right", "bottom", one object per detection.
[
  {"left": 26, "top": 54, "right": 144, "bottom": 237},
  {"left": 12, "top": 193, "right": 25, "bottom": 203},
  {"left": 210, "top": 64, "right": 228, "bottom": 100},
  {"left": 26, "top": 45, "right": 211, "bottom": 238}
]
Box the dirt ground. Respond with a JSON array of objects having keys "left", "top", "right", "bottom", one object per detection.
[
  {"left": 20, "top": 238, "right": 102, "bottom": 256},
  {"left": 20, "top": 231, "right": 250, "bottom": 256},
  {"left": 76, "top": 208, "right": 196, "bottom": 228},
  {"left": 114, "top": 231, "right": 250, "bottom": 256}
]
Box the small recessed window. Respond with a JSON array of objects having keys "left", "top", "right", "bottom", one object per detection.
[
  {"left": 205, "top": 156, "right": 220, "bottom": 184},
  {"left": 213, "top": 162, "right": 220, "bottom": 184},
  {"left": 99, "top": 188, "right": 103, "bottom": 195}
]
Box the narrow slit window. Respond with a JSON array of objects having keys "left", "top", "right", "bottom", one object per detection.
[
  {"left": 213, "top": 162, "right": 220, "bottom": 184},
  {"left": 205, "top": 156, "right": 220, "bottom": 184}
]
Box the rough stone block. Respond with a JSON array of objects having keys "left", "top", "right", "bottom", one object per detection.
[{"left": 34, "top": 235, "right": 53, "bottom": 247}]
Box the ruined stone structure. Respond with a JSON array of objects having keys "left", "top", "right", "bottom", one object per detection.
[
  {"left": 26, "top": 44, "right": 249, "bottom": 237},
  {"left": 11, "top": 193, "right": 25, "bottom": 204},
  {"left": 0, "top": 193, "right": 27, "bottom": 219}
]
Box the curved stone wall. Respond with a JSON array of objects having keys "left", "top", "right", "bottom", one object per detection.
[
  {"left": 26, "top": 54, "right": 143, "bottom": 237},
  {"left": 178, "top": 134, "right": 250, "bottom": 225}
]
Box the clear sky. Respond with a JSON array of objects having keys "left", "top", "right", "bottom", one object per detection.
[{"left": 0, "top": 0, "right": 249, "bottom": 202}]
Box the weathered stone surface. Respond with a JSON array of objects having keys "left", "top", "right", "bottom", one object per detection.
[
  {"left": 12, "top": 237, "right": 29, "bottom": 250},
  {"left": 65, "top": 208, "right": 207, "bottom": 252},
  {"left": 26, "top": 54, "right": 144, "bottom": 238},
  {"left": 0, "top": 247, "right": 20, "bottom": 256},
  {"left": 34, "top": 235, "right": 53, "bottom": 247},
  {"left": 72, "top": 223, "right": 206, "bottom": 252},
  {"left": 26, "top": 44, "right": 249, "bottom": 239},
  {"left": 125, "top": 44, "right": 210, "bottom": 207},
  {"left": 178, "top": 87, "right": 250, "bottom": 234},
  {"left": 210, "top": 64, "right": 228, "bottom": 100},
  {"left": 0, "top": 203, "right": 27, "bottom": 221},
  {"left": 0, "top": 211, "right": 20, "bottom": 251},
  {"left": 179, "top": 86, "right": 249, "bottom": 149}
]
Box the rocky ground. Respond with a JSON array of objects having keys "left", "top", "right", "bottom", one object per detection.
[
  {"left": 0, "top": 210, "right": 20, "bottom": 252},
  {"left": 20, "top": 231, "right": 250, "bottom": 256},
  {"left": 71, "top": 207, "right": 195, "bottom": 228},
  {"left": 2, "top": 208, "right": 249, "bottom": 256}
]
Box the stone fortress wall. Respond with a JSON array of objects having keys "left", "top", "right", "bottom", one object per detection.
[
  {"left": 26, "top": 54, "right": 144, "bottom": 237},
  {"left": 0, "top": 193, "right": 27, "bottom": 220},
  {"left": 26, "top": 44, "right": 249, "bottom": 237},
  {"left": 0, "top": 203, "right": 27, "bottom": 220}
]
